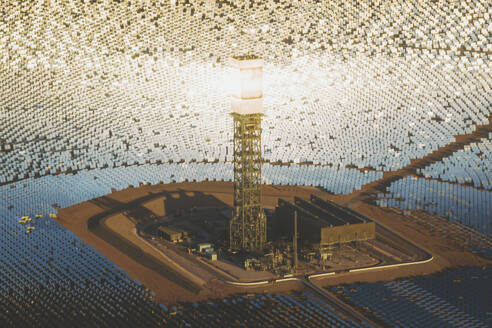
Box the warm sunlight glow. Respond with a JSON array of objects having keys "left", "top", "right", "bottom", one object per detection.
[{"left": 229, "top": 56, "right": 263, "bottom": 114}]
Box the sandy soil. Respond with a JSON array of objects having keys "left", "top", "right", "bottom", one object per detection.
[
  {"left": 309, "top": 190, "right": 492, "bottom": 289},
  {"left": 56, "top": 115, "right": 492, "bottom": 304},
  {"left": 57, "top": 181, "right": 491, "bottom": 305},
  {"left": 309, "top": 116, "right": 492, "bottom": 287},
  {"left": 312, "top": 201, "right": 491, "bottom": 288},
  {"left": 57, "top": 182, "right": 322, "bottom": 304},
  {"left": 104, "top": 213, "right": 207, "bottom": 287}
]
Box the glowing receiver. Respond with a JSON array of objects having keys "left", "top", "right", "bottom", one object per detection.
[{"left": 229, "top": 55, "right": 263, "bottom": 115}]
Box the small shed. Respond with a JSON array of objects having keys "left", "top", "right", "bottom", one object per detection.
[
  {"left": 157, "top": 226, "right": 182, "bottom": 242},
  {"left": 198, "top": 243, "right": 212, "bottom": 252}
]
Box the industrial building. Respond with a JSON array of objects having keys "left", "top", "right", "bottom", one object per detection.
[
  {"left": 274, "top": 195, "right": 375, "bottom": 248},
  {"left": 157, "top": 225, "right": 188, "bottom": 243}
]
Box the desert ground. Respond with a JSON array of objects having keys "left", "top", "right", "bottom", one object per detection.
[{"left": 57, "top": 180, "right": 491, "bottom": 305}]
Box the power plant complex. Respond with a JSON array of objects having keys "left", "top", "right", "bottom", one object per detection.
[
  {"left": 1, "top": 0, "right": 491, "bottom": 326},
  {"left": 227, "top": 55, "right": 375, "bottom": 261}
]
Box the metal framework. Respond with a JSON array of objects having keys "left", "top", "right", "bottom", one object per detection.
[{"left": 229, "top": 112, "right": 266, "bottom": 252}]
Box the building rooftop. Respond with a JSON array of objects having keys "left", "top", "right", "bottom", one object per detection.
[
  {"left": 310, "top": 195, "right": 368, "bottom": 225},
  {"left": 157, "top": 225, "right": 184, "bottom": 236},
  {"left": 278, "top": 196, "right": 371, "bottom": 227},
  {"left": 293, "top": 197, "right": 347, "bottom": 227}
]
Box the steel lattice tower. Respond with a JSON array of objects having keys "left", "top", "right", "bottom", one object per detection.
[{"left": 228, "top": 55, "right": 266, "bottom": 253}]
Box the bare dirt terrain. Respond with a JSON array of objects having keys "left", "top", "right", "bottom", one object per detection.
[
  {"left": 57, "top": 179, "right": 491, "bottom": 305},
  {"left": 57, "top": 183, "right": 325, "bottom": 304},
  {"left": 55, "top": 111, "right": 492, "bottom": 306},
  {"left": 310, "top": 115, "right": 492, "bottom": 288},
  {"left": 312, "top": 201, "right": 491, "bottom": 288}
]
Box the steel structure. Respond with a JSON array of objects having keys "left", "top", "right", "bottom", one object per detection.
[
  {"left": 229, "top": 55, "right": 267, "bottom": 253},
  {"left": 230, "top": 113, "right": 267, "bottom": 252}
]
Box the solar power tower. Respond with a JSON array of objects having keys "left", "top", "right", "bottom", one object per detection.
[{"left": 228, "top": 55, "right": 267, "bottom": 253}]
